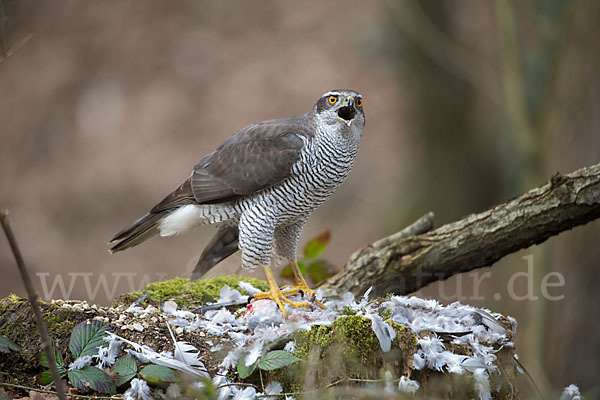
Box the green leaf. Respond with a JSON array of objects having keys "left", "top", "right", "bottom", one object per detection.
[
  {"left": 303, "top": 229, "right": 330, "bottom": 259},
  {"left": 258, "top": 350, "right": 300, "bottom": 371},
  {"left": 39, "top": 370, "right": 53, "bottom": 385},
  {"left": 70, "top": 320, "right": 109, "bottom": 358},
  {"left": 39, "top": 365, "right": 67, "bottom": 383},
  {"left": 40, "top": 343, "right": 65, "bottom": 369},
  {"left": 113, "top": 356, "right": 137, "bottom": 386},
  {"left": 39, "top": 364, "right": 68, "bottom": 384},
  {"left": 307, "top": 261, "right": 329, "bottom": 284},
  {"left": 0, "top": 335, "right": 19, "bottom": 353},
  {"left": 237, "top": 355, "right": 258, "bottom": 379},
  {"left": 139, "top": 365, "right": 178, "bottom": 386},
  {"left": 297, "top": 262, "right": 307, "bottom": 274},
  {"left": 68, "top": 365, "right": 116, "bottom": 394}
]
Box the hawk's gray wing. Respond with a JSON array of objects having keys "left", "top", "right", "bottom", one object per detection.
[{"left": 150, "top": 114, "right": 314, "bottom": 212}]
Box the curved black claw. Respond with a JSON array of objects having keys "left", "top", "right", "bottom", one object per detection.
[{"left": 298, "top": 289, "right": 305, "bottom": 298}]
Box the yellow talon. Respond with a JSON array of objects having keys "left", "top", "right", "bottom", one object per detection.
[
  {"left": 253, "top": 266, "right": 311, "bottom": 318},
  {"left": 283, "top": 262, "right": 327, "bottom": 310}
]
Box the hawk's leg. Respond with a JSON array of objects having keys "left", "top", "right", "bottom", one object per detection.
[
  {"left": 285, "top": 262, "right": 327, "bottom": 310},
  {"left": 252, "top": 266, "right": 310, "bottom": 318},
  {"left": 273, "top": 219, "right": 327, "bottom": 310}
]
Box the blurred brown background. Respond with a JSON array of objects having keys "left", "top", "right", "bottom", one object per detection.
[{"left": 1, "top": 0, "right": 599, "bottom": 397}]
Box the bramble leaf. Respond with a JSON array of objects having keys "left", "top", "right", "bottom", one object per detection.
[
  {"left": 70, "top": 320, "right": 109, "bottom": 359},
  {"left": 113, "top": 356, "right": 137, "bottom": 386},
  {"left": 68, "top": 365, "right": 116, "bottom": 394},
  {"left": 258, "top": 350, "right": 300, "bottom": 371},
  {"left": 139, "top": 365, "right": 177, "bottom": 386}
]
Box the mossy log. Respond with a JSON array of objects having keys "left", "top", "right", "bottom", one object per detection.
[{"left": 1, "top": 276, "right": 520, "bottom": 399}]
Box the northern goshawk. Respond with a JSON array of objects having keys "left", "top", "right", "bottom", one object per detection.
[{"left": 110, "top": 89, "right": 365, "bottom": 316}]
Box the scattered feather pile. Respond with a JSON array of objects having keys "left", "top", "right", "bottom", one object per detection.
[{"left": 154, "top": 284, "right": 516, "bottom": 399}]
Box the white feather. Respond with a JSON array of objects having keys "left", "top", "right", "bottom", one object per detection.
[
  {"left": 265, "top": 381, "right": 283, "bottom": 397},
  {"left": 124, "top": 378, "right": 153, "bottom": 400},
  {"left": 368, "top": 313, "right": 396, "bottom": 352},
  {"left": 560, "top": 384, "right": 582, "bottom": 400},
  {"left": 283, "top": 341, "right": 296, "bottom": 353},
  {"left": 107, "top": 332, "right": 208, "bottom": 377},
  {"left": 398, "top": 376, "right": 420, "bottom": 394},
  {"left": 159, "top": 205, "right": 204, "bottom": 236},
  {"left": 245, "top": 339, "right": 264, "bottom": 366},
  {"left": 238, "top": 281, "right": 262, "bottom": 295},
  {"left": 473, "top": 368, "right": 492, "bottom": 400},
  {"left": 231, "top": 387, "right": 257, "bottom": 400},
  {"left": 68, "top": 355, "right": 93, "bottom": 371}
]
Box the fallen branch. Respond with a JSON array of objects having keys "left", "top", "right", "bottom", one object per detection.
[{"left": 321, "top": 162, "right": 600, "bottom": 297}]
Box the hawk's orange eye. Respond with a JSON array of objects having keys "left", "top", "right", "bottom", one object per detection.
[
  {"left": 328, "top": 95, "right": 338, "bottom": 105},
  {"left": 356, "top": 97, "right": 362, "bottom": 107}
]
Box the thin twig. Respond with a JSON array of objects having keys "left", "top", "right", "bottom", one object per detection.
[
  {"left": 324, "top": 377, "right": 347, "bottom": 388},
  {"left": 0, "top": 382, "right": 118, "bottom": 399},
  {"left": 0, "top": 210, "right": 68, "bottom": 400},
  {"left": 259, "top": 368, "right": 264, "bottom": 392},
  {"left": 215, "top": 382, "right": 260, "bottom": 390}
]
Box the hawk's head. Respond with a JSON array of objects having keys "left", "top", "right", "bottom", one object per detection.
[{"left": 314, "top": 89, "right": 365, "bottom": 134}]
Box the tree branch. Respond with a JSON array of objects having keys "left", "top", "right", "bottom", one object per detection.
[{"left": 321, "top": 163, "right": 600, "bottom": 297}]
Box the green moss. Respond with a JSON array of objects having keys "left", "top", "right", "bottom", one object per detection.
[
  {"left": 284, "top": 317, "right": 421, "bottom": 392},
  {"left": 282, "top": 315, "right": 384, "bottom": 391},
  {"left": 295, "top": 324, "right": 333, "bottom": 359},
  {"left": 294, "top": 315, "right": 379, "bottom": 362},
  {"left": 45, "top": 312, "right": 76, "bottom": 334},
  {"left": 3, "top": 294, "right": 25, "bottom": 306},
  {"left": 333, "top": 316, "right": 379, "bottom": 363},
  {"left": 0, "top": 296, "right": 87, "bottom": 373},
  {"left": 389, "top": 320, "right": 420, "bottom": 350},
  {"left": 114, "top": 275, "right": 268, "bottom": 308},
  {"left": 379, "top": 308, "right": 392, "bottom": 320},
  {"left": 339, "top": 305, "right": 357, "bottom": 316}
]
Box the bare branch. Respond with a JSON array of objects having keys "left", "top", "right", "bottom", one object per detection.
[{"left": 321, "top": 163, "right": 600, "bottom": 297}]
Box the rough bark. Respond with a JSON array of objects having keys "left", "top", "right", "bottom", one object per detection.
[{"left": 321, "top": 162, "right": 600, "bottom": 297}]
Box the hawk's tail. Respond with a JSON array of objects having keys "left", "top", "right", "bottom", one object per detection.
[
  {"left": 109, "top": 212, "right": 166, "bottom": 253},
  {"left": 190, "top": 225, "right": 239, "bottom": 281}
]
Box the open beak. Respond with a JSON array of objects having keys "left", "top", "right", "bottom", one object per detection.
[{"left": 337, "top": 96, "right": 357, "bottom": 126}]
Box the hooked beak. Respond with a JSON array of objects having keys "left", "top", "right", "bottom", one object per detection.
[{"left": 337, "top": 96, "right": 357, "bottom": 126}]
